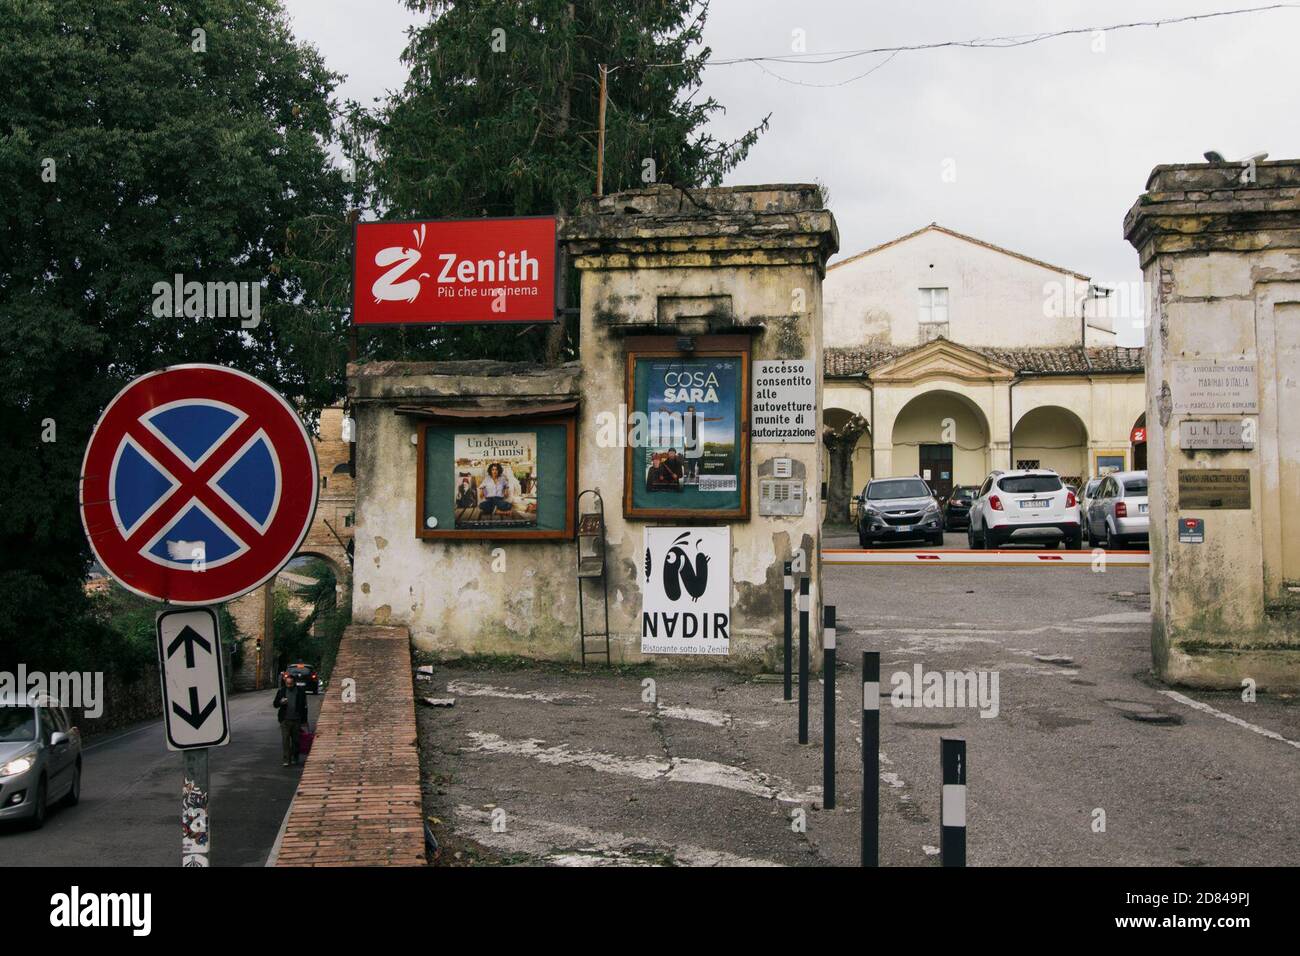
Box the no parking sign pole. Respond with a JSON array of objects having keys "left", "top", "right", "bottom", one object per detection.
[
  {"left": 80, "top": 364, "right": 318, "bottom": 867},
  {"left": 862, "top": 650, "right": 879, "bottom": 867}
]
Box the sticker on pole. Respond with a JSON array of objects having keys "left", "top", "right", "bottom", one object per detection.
[
  {"left": 80, "top": 364, "right": 318, "bottom": 605},
  {"left": 156, "top": 607, "right": 230, "bottom": 750}
]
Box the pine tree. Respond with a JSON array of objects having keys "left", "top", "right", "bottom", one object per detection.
[{"left": 356, "top": 0, "right": 767, "bottom": 362}]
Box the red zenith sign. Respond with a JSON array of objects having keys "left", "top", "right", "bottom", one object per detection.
[
  {"left": 353, "top": 216, "right": 557, "bottom": 325},
  {"left": 1131, "top": 426, "right": 1147, "bottom": 443},
  {"left": 80, "top": 365, "right": 318, "bottom": 605}
]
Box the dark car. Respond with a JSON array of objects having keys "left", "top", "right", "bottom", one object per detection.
[
  {"left": 283, "top": 662, "right": 320, "bottom": 694},
  {"left": 942, "top": 485, "right": 980, "bottom": 530},
  {"left": 855, "top": 476, "right": 945, "bottom": 548}
]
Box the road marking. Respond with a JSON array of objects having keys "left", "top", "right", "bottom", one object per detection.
[
  {"left": 452, "top": 805, "right": 781, "bottom": 867},
  {"left": 823, "top": 548, "right": 1150, "bottom": 567},
  {"left": 447, "top": 680, "right": 595, "bottom": 704},
  {"left": 1159, "top": 690, "right": 1300, "bottom": 750},
  {"left": 620, "top": 705, "right": 746, "bottom": 727},
  {"left": 463, "top": 731, "right": 820, "bottom": 803}
]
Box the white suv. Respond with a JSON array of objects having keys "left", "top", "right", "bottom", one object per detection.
[{"left": 967, "top": 469, "right": 1082, "bottom": 549}]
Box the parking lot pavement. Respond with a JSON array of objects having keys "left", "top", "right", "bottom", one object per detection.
[
  {"left": 419, "top": 546, "right": 1298, "bottom": 867},
  {"left": 0, "top": 689, "right": 321, "bottom": 866}
]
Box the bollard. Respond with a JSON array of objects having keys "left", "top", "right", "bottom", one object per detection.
[
  {"left": 823, "top": 605, "right": 836, "bottom": 809},
  {"left": 861, "top": 651, "right": 879, "bottom": 867},
  {"left": 798, "top": 575, "right": 810, "bottom": 744},
  {"left": 783, "top": 561, "right": 793, "bottom": 702},
  {"left": 940, "top": 738, "right": 967, "bottom": 867}
]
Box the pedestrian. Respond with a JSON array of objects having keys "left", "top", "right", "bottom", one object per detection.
[{"left": 273, "top": 672, "right": 308, "bottom": 767}]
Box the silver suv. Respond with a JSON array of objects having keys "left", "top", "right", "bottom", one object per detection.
[
  {"left": 855, "top": 476, "right": 944, "bottom": 547},
  {"left": 0, "top": 696, "right": 82, "bottom": 828},
  {"left": 1085, "top": 470, "right": 1150, "bottom": 549}
]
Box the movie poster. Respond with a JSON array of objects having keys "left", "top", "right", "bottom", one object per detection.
[
  {"left": 630, "top": 356, "right": 743, "bottom": 514},
  {"left": 641, "top": 527, "right": 730, "bottom": 656},
  {"left": 453, "top": 433, "right": 539, "bottom": 529}
]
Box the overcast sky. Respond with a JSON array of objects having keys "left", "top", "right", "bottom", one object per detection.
[{"left": 280, "top": 1, "right": 1300, "bottom": 347}]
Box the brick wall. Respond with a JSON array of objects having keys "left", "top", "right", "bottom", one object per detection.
[{"left": 272, "top": 624, "right": 425, "bottom": 866}]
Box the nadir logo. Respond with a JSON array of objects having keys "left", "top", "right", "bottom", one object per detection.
[{"left": 371, "top": 222, "right": 431, "bottom": 304}]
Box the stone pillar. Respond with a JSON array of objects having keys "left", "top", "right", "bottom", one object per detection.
[
  {"left": 1125, "top": 160, "right": 1300, "bottom": 690},
  {"left": 562, "top": 185, "right": 838, "bottom": 668}
]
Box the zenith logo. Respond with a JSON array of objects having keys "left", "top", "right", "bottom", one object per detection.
[{"left": 371, "top": 223, "right": 431, "bottom": 304}]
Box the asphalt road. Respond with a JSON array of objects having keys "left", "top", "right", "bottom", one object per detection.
[
  {"left": 0, "top": 688, "right": 319, "bottom": 867},
  {"left": 419, "top": 532, "right": 1298, "bottom": 867}
]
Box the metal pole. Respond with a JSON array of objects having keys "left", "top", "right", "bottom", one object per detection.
[
  {"left": 940, "top": 738, "right": 967, "bottom": 867},
  {"left": 798, "top": 575, "right": 809, "bottom": 744},
  {"left": 182, "top": 749, "right": 211, "bottom": 867},
  {"left": 782, "top": 561, "right": 793, "bottom": 701},
  {"left": 596, "top": 64, "right": 608, "bottom": 197},
  {"left": 861, "top": 650, "right": 880, "bottom": 867},
  {"left": 823, "top": 605, "right": 836, "bottom": 809}
]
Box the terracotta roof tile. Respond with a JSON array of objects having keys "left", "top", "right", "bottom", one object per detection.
[{"left": 825, "top": 343, "right": 1144, "bottom": 377}]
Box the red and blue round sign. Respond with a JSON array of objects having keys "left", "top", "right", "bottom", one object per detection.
[{"left": 80, "top": 364, "right": 318, "bottom": 605}]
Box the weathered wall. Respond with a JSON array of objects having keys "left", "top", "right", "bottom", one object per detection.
[
  {"left": 1125, "top": 160, "right": 1300, "bottom": 690},
  {"left": 348, "top": 362, "right": 582, "bottom": 660}
]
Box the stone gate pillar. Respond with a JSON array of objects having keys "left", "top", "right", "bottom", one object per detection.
[{"left": 1125, "top": 160, "right": 1300, "bottom": 690}]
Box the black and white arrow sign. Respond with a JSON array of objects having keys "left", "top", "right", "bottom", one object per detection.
[{"left": 155, "top": 607, "right": 230, "bottom": 750}]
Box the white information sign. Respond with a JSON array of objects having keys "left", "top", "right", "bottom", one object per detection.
[{"left": 752, "top": 360, "right": 816, "bottom": 443}]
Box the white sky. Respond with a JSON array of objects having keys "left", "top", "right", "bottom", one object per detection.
[{"left": 280, "top": 1, "right": 1300, "bottom": 348}]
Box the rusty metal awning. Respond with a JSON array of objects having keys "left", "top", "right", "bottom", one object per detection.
[{"left": 394, "top": 400, "right": 579, "bottom": 421}]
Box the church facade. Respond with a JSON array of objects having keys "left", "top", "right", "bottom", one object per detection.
[{"left": 821, "top": 224, "right": 1146, "bottom": 521}]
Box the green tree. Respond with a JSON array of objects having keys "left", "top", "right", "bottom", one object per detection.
[
  {"left": 0, "top": 0, "right": 355, "bottom": 670},
  {"left": 356, "top": 0, "right": 767, "bottom": 363}
]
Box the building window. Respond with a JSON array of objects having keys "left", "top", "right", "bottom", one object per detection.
[
  {"left": 919, "top": 287, "right": 949, "bottom": 342},
  {"left": 1016, "top": 459, "right": 1041, "bottom": 470}
]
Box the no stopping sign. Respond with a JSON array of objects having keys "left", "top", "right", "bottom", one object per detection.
[{"left": 80, "top": 365, "right": 318, "bottom": 605}]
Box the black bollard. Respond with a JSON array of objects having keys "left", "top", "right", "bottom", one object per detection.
[
  {"left": 783, "top": 561, "right": 793, "bottom": 702},
  {"left": 940, "top": 738, "right": 967, "bottom": 867},
  {"left": 798, "top": 575, "right": 809, "bottom": 744},
  {"left": 823, "top": 605, "right": 836, "bottom": 809},
  {"left": 861, "top": 651, "right": 879, "bottom": 867}
]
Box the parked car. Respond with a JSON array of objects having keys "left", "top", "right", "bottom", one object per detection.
[
  {"left": 942, "top": 484, "right": 981, "bottom": 530},
  {"left": 855, "top": 476, "right": 945, "bottom": 547},
  {"left": 0, "top": 695, "right": 82, "bottom": 829},
  {"left": 967, "top": 468, "right": 1082, "bottom": 549},
  {"left": 1085, "top": 470, "right": 1150, "bottom": 549},
  {"left": 284, "top": 662, "right": 320, "bottom": 694},
  {"left": 1080, "top": 477, "right": 1105, "bottom": 521}
]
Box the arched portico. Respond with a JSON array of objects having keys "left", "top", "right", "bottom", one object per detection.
[
  {"left": 884, "top": 388, "right": 992, "bottom": 498},
  {"left": 1011, "top": 405, "right": 1089, "bottom": 486}
]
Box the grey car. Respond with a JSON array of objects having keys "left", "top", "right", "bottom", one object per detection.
[
  {"left": 1085, "top": 470, "right": 1150, "bottom": 549},
  {"left": 0, "top": 696, "right": 82, "bottom": 828},
  {"left": 855, "top": 476, "right": 945, "bottom": 547}
]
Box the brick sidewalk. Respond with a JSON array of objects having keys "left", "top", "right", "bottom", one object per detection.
[{"left": 273, "top": 625, "right": 426, "bottom": 866}]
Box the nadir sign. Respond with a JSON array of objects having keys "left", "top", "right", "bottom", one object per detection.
[{"left": 80, "top": 364, "right": 318, "bottom": 605}]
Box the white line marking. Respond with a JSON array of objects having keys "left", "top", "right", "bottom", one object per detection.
[
  {"left": 1159, "top": 690, "right": 1300, "bottom": 750},
  {"left": 619, "top": 705, "right": 737, "bottom": 727},
  {"left": 463, "top": 731, "right": 820, "bottom": 803},
  {"left": 446, "top": 680, "right": 595, "bottom": 703},
  {"left": 452, "top": 806, "right": 781, "bottom": 867}
]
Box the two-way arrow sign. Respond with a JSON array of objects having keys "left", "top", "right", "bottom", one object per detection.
[{"left": 156, "top": 608, "right": 230, "bottom": 750}]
